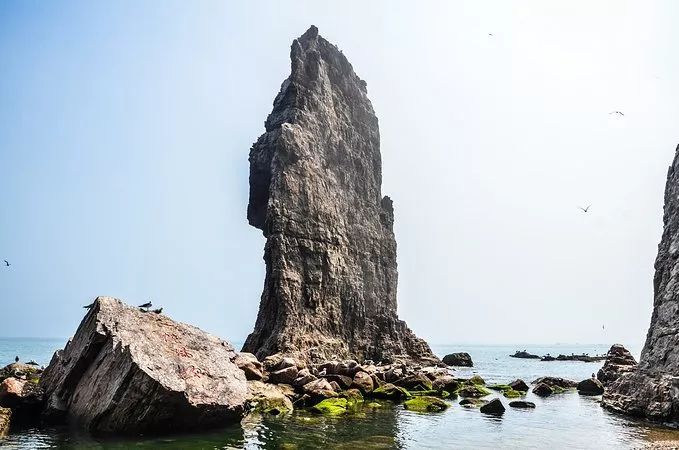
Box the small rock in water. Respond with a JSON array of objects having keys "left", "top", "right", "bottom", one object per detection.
[
  {"left": 509, "top": 400, "right": 536, "bottom": 409},
  {"left": 480, "top": 398, "right": 505, "bottom": 414},
  {"left": 532, "top": 383, "right": 553, "bottom": 397},
  {"left": 509, "top": 379, "right": 529, "bottom": 392},
  {"left": 577, "top": 377, "right": 604, "bottom": 396}
]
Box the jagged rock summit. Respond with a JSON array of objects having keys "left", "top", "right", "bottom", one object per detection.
[
  {"left": 603, "top": 145, "right": 679, "bottom": 421},
  {"left": 242, "top": 26, "right": 435, "bottom": 364},
  {"left": 40, "top": 297, "right": 248, "bottom": 434}
]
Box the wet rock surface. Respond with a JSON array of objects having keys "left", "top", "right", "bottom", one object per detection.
[
  {"left": 577, "top": 378, "right": 604, "bottom": 396},
  {"left": 39, "top": 297, "right": 248, "bottom": 434},
  {"left": 603, "top": 146, "right": 679, "bottom": 422},
  {"left": 0, "top": 407, "right": 10, "bottom": 437},
  {"left": 480, "top": 398, "right": 505, "bottom": 414},
  {"left": 241, "top": 25, "right": 435, "bottom": 365}
]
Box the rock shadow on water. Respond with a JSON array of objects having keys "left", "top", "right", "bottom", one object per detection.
[{"left": 242, "top": 401, "right": 402, "bottom": 449}]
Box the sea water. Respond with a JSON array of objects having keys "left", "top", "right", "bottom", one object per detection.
[{"left": 2, "top": 338, "right": 679, "bottom": 449}]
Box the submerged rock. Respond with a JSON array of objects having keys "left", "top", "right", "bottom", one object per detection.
[
  {"left": 40, "top": 297, "right": 248, "bottom": 434},
  {"left": 509, "top": 401, "right": 536, "bottom": 409},
  {"left": 241, "top": 25, "right": 436, "bottom": 365},
  {"left": 403, "top": 396, "right": 448, "bottom": 412},
  {"left": 577, "top": 378, "right": 604, "bottom": 396},
  {"left": 603, "top": 146, "right": 679, "bottom": 422},
  {"left": 442, "top": 352, "right": 473, "bottom": 367},
  {"left": 480, "top": 398, "right": 505, "bottom": 414},
  {"left": 597, "top": 344, "right": 637, "bottom": 387}
]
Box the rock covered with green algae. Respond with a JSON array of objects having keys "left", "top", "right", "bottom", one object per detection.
[
  {"left": 311, "top": 398, "right": 350, "bottom": 415},
  {"left": 246, "top": 380, "right": 294, "bottom": 415},
  {"left": 403, "top": 396, "right": 448, "bottom": 412},
  {"left": 457, "top": 384, "right": 491, "bottom": 398},
  {"left": 371, "top": 383, "right": 412, "bottom": 401}
]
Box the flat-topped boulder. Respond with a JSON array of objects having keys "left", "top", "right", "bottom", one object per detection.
[{"left": 40, "top": 297, "right": 248, "bottom": 434}]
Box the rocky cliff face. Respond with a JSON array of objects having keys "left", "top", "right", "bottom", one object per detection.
[
  {"left": 603, "top": 145, "right": 679, "bottom": 421},
  {"left": 40, "top": 297, "right": 247, "bottom": 434},
  {"left": 242, "top": 26, "right": 435, "bottom": 364}
]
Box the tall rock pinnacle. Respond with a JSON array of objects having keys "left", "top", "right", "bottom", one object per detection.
[
  {"left": 242, "top": 26, "right": 435, "bottom": 364},
  {"left": 603, "top": 144, "right": 679, "bottom": 421}
]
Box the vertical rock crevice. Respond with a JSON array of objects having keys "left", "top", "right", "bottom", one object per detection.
[{"left": 242, "top": 26, "right": 435, "bottom": 364}]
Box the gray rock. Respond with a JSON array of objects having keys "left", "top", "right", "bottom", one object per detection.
[
  {"left": 240, "top": 25, "right": 436, "bottom": 365},
  {"left": 509, "top": 379, "right": 529, "bottom": 392},
  {"left": 234, "top": 352, "right": 264, "bottom": 381},
  {"left": 531, "top": 377, "right": 578, "bottom": 389},
  {"left": 577, "top": 377, "right": 604, "bottom": 396},
  {"left": 268, "top": 366, "right": 299, "bottom": 385},
  {"left": 532, "top": 383, "right": 553, "bottom": 397},
  {"left": 40, "top": 297, "right": 248, "bottom": 434},
  {"left": 480, "top": 398, "right": 505, "bottom": 414},
  {"left": 509, "top": 401, "right": 536, "bottom": 409},
  {"left": 603, "top": 146, "right": 679, "bottom": 421},
  {"left": 442, "top": 352, "right": 473, "bottom": 367},
  {"left": 597, "top": 344, "right": 637, "bottom": 386}
]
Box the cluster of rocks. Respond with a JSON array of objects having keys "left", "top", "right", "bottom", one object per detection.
[
  {"left": 509, "top": 350, "right": 605, "bottom": 362},
  {"left": 0, "top": 361, "right": 44, "bottom": 435}
]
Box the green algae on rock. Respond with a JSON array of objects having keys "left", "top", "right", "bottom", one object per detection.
[
  {"left": 457, "top": 385, "right": 491, "bottom": 398},
  {"left": 311, "top": 398, "right": 349, "bottom": 415},
  {"left": 404, "top": 396, "right": 448, "bottom": 412},
  {"left": 371, "top": 383, "right": 412, "bottom": 401}
]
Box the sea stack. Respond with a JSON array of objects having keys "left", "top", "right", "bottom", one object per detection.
[
  {"left": 603, "top": 145, "right": 679, "bottom": 421},
  {"left": 242, "top": 26, "right": 435, "bottom": 364}
]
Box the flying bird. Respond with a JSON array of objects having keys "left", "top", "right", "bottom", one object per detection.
[
  {"left": 152, "top": 308, "right": 163, "bottom": 314},
  {"left": 488, "top": 33, "right": 493, "bottom": 36},
  {"left": 579, "top": 205, "right": 592, "bottom": 213},
  {"left": 138, "top": 302, "right": 152, "bottom": 309},
  {"left": 609, "top": 111, "right": 624, "bottom": 117},
  {"left": 3, "top": 260, "right": 9, "bottom": 267}
]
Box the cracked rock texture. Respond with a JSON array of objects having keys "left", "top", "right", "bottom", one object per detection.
[
  {"left": 40, "top": 297, "right": 247, "bottom": 434},
  {"left": 242, "top": 26, "right": 435, "bottom": 365},
  {"left": 603, "top": 145, "right": 679, "bottom": 421}
]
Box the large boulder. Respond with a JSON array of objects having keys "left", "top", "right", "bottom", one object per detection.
[
  {"left": 509, "top": 379, "right": 529, "bottom": 392},
  {"left": 40, "top": 297, "right": 248, "bottom": 434},
  {"left": 442, "top": 352, "right": 473, "bottom": 367},
  {"left": 597, "top": 344, "right": 637, "bottom": 386},
  {"left": 532, "top": 377, "right": 577, "bottom": 389},
  {"left": 532, "top": 383, "right": 553, "bottom": 397},
  {"left": 577, "top": 378, "right": 604, "bottom": 396},
  {"left": 351, "top": 371, "right": 374, "bottom": 394}
]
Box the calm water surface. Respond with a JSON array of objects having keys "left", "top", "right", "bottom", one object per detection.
[{"left": 2, "top": 339, "right": 678, "bottom": 449}]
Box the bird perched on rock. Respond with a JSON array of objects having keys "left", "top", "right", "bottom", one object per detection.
[
  {"left": 83, "top": 301, "right": 95, "bottom": 309},
  {"left": 15, "top": 356, "right": 19, "bottom": 363},
  {"left": 138, "top": 301, "right": 152, "bottom": 309},
  {"left": 3, "top": 260, "right": 10, "bottom": 267},
  {"left": 151, "top": 308, "right": 163, "bottom": 314}
]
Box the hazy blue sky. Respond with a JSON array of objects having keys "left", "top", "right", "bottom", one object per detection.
[{"left": 1, "top": 1, "right": 678, "bottom": 351}]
